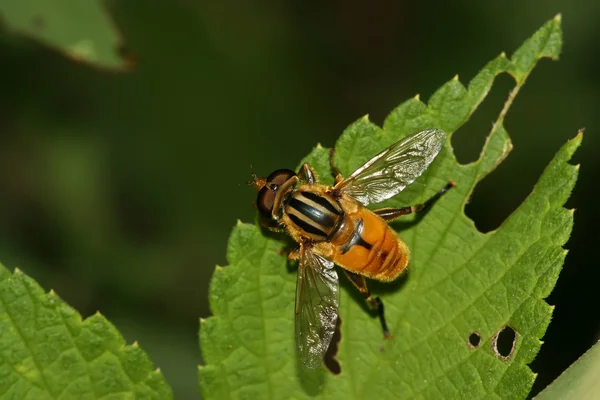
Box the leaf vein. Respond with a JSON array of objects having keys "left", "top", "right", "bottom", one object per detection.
[{"left": 0, "top": 278, "right": 55, "bottom": 398}]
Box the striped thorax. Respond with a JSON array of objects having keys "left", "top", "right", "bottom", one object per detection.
[{"left": 284, "top": 190, "right": 344, "bottom": 241}]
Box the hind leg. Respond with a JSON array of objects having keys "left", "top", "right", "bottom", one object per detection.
[
  {"left": 374, "top": 180, "right": 455, "bottom": 221},
  {"left": 343, "top": 270, "right": 391, "bottom": 339}
]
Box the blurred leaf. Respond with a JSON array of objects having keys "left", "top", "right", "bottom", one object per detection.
[
  {"left": 199, "top": 15, "right": 578, "bottom": 399},
  {"left": 534, "top": 341, "right": 600, "bottom": 400},
  {"left": 0, "top": 264, "right": 172, "bottom": 399},
  {"left": 0, "top": 0, "right": 129, "bottom": 69}
]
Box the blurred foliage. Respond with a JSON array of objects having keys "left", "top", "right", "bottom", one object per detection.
[
  {"left": 0, "top": 0, "right": 598, "bottom": 398},
  {"left": 0, "top": 0, "right": 128, "bottom": 69}
]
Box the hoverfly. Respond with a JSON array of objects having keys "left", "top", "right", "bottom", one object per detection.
[{"left": 251, "top": 128, "right": 454, "bottom": 368}]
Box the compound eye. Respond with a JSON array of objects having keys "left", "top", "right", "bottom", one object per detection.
[
  {"left": 256, "top": 186, "right": 275, "bottom": 219},
  {"left": 257, "top": 169, "right": 295, "bottom": 219},
  {"left": 267, "top": 169, "right": 296, "bottom": 186}
]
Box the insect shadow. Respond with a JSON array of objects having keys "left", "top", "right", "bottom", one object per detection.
[
  {"left": 323, "top": 317, "right": 342, "bottom": 375},
  {"left": 295, "top": 354, "right": 326, "bottom": 395}
]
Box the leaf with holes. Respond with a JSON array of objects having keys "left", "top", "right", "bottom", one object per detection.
[
  {"left": 199, "top": 15, "right": 578, "bottom": 399},
  {"left": 0, "top": 265, "right": 172, "bottom": 399},
  {"left": 0, "top": 0, "right": 130, "bottom": 69}
]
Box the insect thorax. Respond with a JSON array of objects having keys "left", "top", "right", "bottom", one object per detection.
[{"left": 284, "top": 189, "right": 344, "bottom": 241}]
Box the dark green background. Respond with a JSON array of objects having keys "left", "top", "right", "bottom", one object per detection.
[{"left": 0, "top": 1, "right": 598, "bottom": 398}]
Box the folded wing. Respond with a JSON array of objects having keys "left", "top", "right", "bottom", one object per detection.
[{"left": 295, "top": 246, "right": 339, "bottom": 368}]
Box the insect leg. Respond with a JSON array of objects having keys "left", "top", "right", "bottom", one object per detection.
[
  {"left": 342, "top": 270, "right": 391, "bottom": 339},
  {"left": 329, "top": 148, "right": 345, "bottom": 185},
  {"left": 374, "top": 180, "right": 455, "bottom": 222},
  {"left": 374, "top": 207, "right": 415, "bottom": 221},
  {"left": 287, "top": 248, "right": 300, "bottom": 261},
  {"left": 258, "top": 214, "right": 285, "bottom": 230},
  {"left": 298, "top": 163, "right": 317, "bottom": 185}
]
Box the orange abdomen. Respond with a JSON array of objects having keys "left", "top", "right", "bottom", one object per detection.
[{"left": 331, "top": 209, "right": 409, "bottom": 282}]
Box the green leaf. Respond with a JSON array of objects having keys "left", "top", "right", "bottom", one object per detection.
[
  {"left": 0, "top": 0, "right": 129, "bottom": 69},
  {"left": 0, "top": 264, "right": 172, "bottom": 399},
  {"left": 534, "top": 341, "right": 600, "bottom": 400},
  {"left": 200, "top": 15, "right": 578, "bottom": 399}
]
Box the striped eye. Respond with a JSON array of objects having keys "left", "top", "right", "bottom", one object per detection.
[
  {"left": 256, "top": 169, "right": 296, "bottom": 219},
  {"left": 267, "top": 169, "right": 296, "bottom": 186},
  {"left": 257, "top": 186, "right": 276, "bottom": 218}
]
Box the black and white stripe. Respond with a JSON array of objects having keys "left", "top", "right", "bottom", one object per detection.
[{"left": 285, "top": 191, "right": 343, "bottom": 241}]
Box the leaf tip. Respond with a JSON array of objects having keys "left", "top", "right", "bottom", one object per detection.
[
  {"left": 413, "top": 93, "right": 420, "bottom": 101},
  {"left": 566, "top": 131, "right": 584, "bottom": 154},
  {"left": 49, "top": 289, "right": 56, "bottom": 296},
  {"left": 132, "top": 341, "right": 140, "bottom": 348},
  {"left": 13, "top": 268, "right": 23, "bottom": 275},
  {"left": 499, "top": 51, "right": 507, "bottom": 59},
  {"left": 559, "top": 131, "right": 583, "bottom": 159},
  {"left": 236, "top": 219, "right": 244, "bottom": 226},
  {"left": 553, "top": 13, "right": 562, "bottom": 23},
  {"left": 452, "top": 74, "right": 459, "bottom": 81},
  {"left": 315, "top": 143, "right": 324, "bottom": 149}
]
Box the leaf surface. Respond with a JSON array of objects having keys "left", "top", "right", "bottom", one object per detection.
[
  {"left": 0, "top": 265, "right": 172, "bottom": 399},
  {"left": 200, "top": 15, "right": 579, "bottom": 399}
]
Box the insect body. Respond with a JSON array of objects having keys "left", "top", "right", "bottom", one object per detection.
[
  {"left": 252, "top": 129, "right": 454, "bottom": 368},
  {"left": 283, "top": 185, "right": 410, "bottom": 282}
]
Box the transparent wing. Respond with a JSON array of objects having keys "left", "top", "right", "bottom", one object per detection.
[
  {"left": 335, "top": 128, "right": 446, "bottom": 205},
  {"left": 295, "top": 246, "right": 339, "bottom": 369}
]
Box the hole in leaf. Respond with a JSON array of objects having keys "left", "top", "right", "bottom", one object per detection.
[
  {"left": 464, "top": 155, "right": 547, "bottom": 234},
  {"left": 492, "top": 325, "right": 517, "bottom": 360},
  {"left": 324, "top": 316, "right": 342, "bottom": 375},
  {"left": 451, "top": 74, "right": 513, "bottom": 165},
  {"left": 463, "top": 77, "right": 567, "bottom": 233},
  {"left": 467, "top": 331, "right": 481, "bottom": 349}
]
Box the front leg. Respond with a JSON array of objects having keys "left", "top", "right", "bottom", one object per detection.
[
  {"left": 287, "top": 248, "right": 300, "bottom": 261},
  {"left": 298, "top": 163, "right": 317, "bottom": 185}
]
